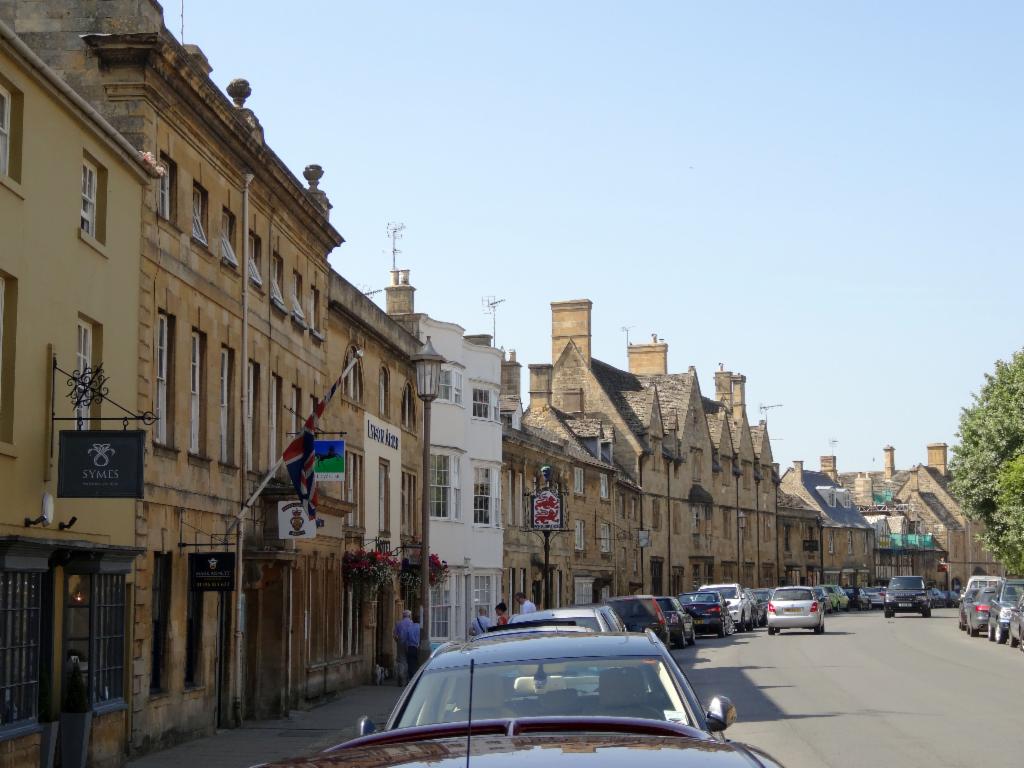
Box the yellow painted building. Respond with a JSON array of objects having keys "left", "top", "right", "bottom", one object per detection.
[{"left": 0, "top": 20, "right": 151, "bottom": 768}]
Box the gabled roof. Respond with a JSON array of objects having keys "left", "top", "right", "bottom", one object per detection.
[
  {"left": 589, "top": 358, "right": 650, "bottom": 444},
  {"left": 521, "top": 406, "right": 618, "bottom": 472},
  {"left": 777, "top": 489, "right": 817, "bottom": 513},
  {"left": 783, "top": 469, "right": 872, "bottom": 529}
]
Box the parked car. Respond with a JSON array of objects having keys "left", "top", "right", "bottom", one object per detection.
[
  {"left": 605, "top": 595, "right": 670, "bottom": 645},
  {"left": 349, "top": 632, "right": 738, "bottom": 737},
  {"left": 822, "top": 585, "right": 849, "bottom": 611},
  {"left": 751, "top": 589, "right": 772, "bottom": 627},
  {"left": 745, "top": 588, "right": 767, "bottom": 629},
  {"left": 985, "top": 579, "right": 1024, "bottom": 644},
  {"left": 963, "top": 588, "right": 994, "bottom": 637},
  {"left": 508, "top": 607, "right": 616, "bottom": 633},
  {"left": 767, "top": 586, "right": 825, "bottom": 635},
  {"left": 844, "top": 587, "right": 871, "bottom": 610},
  {"left": 867, "top": 587, "right": 886, "bottom": 609},
  {"left": 958, "top": 588, "right": 980, "bottom": 632},
  {"left": 679, "top": 591, "right": 734, "bottom": 638},
  {"left": 579, "top": 603, "right": 627, "bottom": 632},
  {"left": 699, "top": 583, "right": 754, "bottom": 631},
  {"left": 655, "top": 596, "right": 696, "bottom": 649},
  {"left": 965, "top": 575, "right": 1003, "bottom": 595},
  {"left": 926, "top": 587, "right": 953, "bottom": 609},
  {"left": 1008, "top": 594, "right": 1024, "bottom": 649},
  {"left": 812, "top": 586, "right": 833, "bottom": 614},
  {"left": 884, "top": 575, "right": 931, "bottom": 618}
]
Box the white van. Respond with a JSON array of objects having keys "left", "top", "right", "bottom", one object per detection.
[{"left": 965, "top": 575, "right": 1002, "bottom": 595}]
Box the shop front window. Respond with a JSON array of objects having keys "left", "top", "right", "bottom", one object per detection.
[
  {"left": 63, "top": 573, "right": 125, "bottom": 707},
  {"left": 0, "top": 571, "right": 42, "bottom": 727}
]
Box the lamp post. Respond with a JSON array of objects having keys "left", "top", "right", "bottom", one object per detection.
[{"left": 412, "top": 336, "right": 444, "bottom": 666}]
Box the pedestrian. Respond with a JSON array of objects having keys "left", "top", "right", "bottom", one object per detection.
[
  {"left": 495, "top": 602, "right": 509, "bottom": 625},
  {"left": 469, "top": 606, "right": 493, "bottom": 636},
  {"left": 393, "top": 609, "right": 420, "bottom": 683},
  {"left": 515, "top": 591, "right": 537, "bottom": 614}
]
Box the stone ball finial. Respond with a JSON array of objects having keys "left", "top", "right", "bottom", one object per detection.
[
  {"left": 226, "top": 78, "right": 251, "bottom": 108},
  {"left": 303, "top": 164, "right": 324, "bottom": 190}
]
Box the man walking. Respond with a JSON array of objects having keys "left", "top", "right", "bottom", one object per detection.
[
  {"left": 469, "top": 606, "right": 493, "bottom": 636},
  {"left": 393, "top": 610, "right": 420, "bottom": 683},
  {"left": 515, "top": 591, "right": 537, "bottom": 614}
]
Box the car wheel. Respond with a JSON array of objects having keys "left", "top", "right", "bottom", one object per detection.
[
  {"left": 988, "top": 624, "right": 996, "bottom": 642},
  {"left": 970, "top": 623, "right": 980, "bottom": 637},
  {"left": 995, "top": 626, "right": 1006, "bottom": 645},
  {"left": 814, "top": 620, "right": 824, "bottom": 634},
  {"left": 1011, "top": 632, "right": 1019, "bottom": 649},
  {"left": 717, "top": 623, "right": 726, "bottom": 638},
  {"left": 922, "top": 609, "right": 931, "bottom": 619}
]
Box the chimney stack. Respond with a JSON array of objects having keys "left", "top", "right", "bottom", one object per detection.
[
  {"left": 627, "top": 334, "right": 668, "bottom": 376},
  {"left": 385, "top": 269, "right": 415, "bottom": 315},
  {"left": 551, "top": 299, "right": 593, "bottom": 365},
  {"left": 714, "top": 365, "right": 733, "bottom": 406},
  {"left": 793, "top": 460, "right": 804, "bottom": 478},
  {"left": 529, "top": 364, "right": 554, "bottom": 410},
  {"left": 883, "top": 445, "right": 895, "bottom": 480},
  {"left": 927, "top": 442, "right": 949, "bottom": 476},
  {"left": 731, "top": 373, "right": 747, "bottom": 423},
  {"left": 501, "top": 349, "right": 522, "bottom": 402},
  {"left": 820, "top": 455, "right": 838, "bottom": 482}
]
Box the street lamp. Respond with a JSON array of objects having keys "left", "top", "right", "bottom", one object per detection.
[{"left": 412, "top": 336, "right": 444, "bottom": 666}]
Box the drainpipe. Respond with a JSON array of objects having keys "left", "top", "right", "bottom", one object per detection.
[
  {"left": 234, "top": 172, "right": 254, "bottom": 725},
  {"left": 755, "top": 475, "right": 761, "bottom": 586},
  {"left": 638, "top": 455, "right": 645, "bottom": 593},
  {"left": 665, "top": 454, "right": 671, "bottom": 594}
]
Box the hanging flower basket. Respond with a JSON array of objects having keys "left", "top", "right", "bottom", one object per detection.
[
  {"left": 342, "top": 549, "right": 399, "bottom": 595},
  {"left": 398, "top": 553, "right": 450, "bottom": 592}
]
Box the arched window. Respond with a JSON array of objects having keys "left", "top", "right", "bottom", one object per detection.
[
  {"left": 401, "top": 382, "right": 415, "bottom": 429},
  {"left": 378, "top": 367, "right": 390, "bottom": 417},
  {"left": 343, "top": 347, "right": 362, "bottom": 402}
]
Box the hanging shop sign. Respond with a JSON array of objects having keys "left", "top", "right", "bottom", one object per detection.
[
  {"left": 57, "top": 430, "right": 144, "bottom": 498},
  {"left": 802, "top": 539, "right": 820, "bottom": 552},
  {"left": 531, "top": 489, "right": 564, "bottom": 530},
  {"left": 278, "top": 500, "right": 318, "bottom": 540},
  {"left": 189, "top": 551, "right": 236, "bottom": 591},
  {"left": 314, "top": 439, "right": 346, "bottom": 482}
]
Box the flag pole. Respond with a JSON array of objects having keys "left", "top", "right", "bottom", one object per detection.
[{"left": 231, "top": 349, "right": 362, "bottom": 725}]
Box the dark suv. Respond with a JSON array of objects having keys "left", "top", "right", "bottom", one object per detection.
[
  {"left": 605, "top": 595, "right": 670, "bottom": 645},
  {"left": 884, "top": 575, "right": 930, "bottom": 618},
  {"left": 986, "top": 579, "right": 1024, "bottom": 644}
]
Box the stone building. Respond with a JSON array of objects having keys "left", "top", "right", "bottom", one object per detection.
[
  {"left": 780, "top": 459, "right": 875, "bottom": 586},
  {"left": 0, "top": 20, "right": 152, "bottom": 766},
  {"left": 839, "top": 444, "right": 1003, "bottom": 590},
  {"left": 502, "top": 358, "right": 642, "bottom": 606},
  {"left": 0, "top": 0, "right": 382, "bottom": 756},
  {"left": 775, "top": 489, "right": 827, "bottom": 585},
  {"left": 509, "top": 300, "right": 778, "bottom": 599}
]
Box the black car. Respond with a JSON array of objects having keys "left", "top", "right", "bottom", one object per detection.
[
  {"left": 963, "top": 588, "right": 995, "bottom": 637},
  {"left": 655, "top": 596, "right": 697, "bottom": 649},
  {"left": 678, "top": 591, "right": 732, "bottom": 638},
  {"left": 844, "top": 587, "right": 871, "bottom": 610},
  {"left": 883, "top": 575, "right": 930, "bottom": 618},
  {"left": 605, "top": 595, "right": 671, "bottom": 645}
]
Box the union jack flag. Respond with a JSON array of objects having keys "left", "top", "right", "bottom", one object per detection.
[{"left": 282, "top": 375, "right": 344, "bottom": 521}]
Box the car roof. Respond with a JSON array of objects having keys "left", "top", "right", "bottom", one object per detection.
[
  {"left": 426, "top": 631, "right": 664, "bottom": 670},
  {"left": 509, "top": 607, "right": 601, "bottom": 620}
]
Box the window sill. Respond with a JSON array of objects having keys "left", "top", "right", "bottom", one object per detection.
[
  {"left": 218, "top": 461, "right": 240, "bottom": 474},
  {"left": 0, "top": 174, "right": 24, "bottom": 200},
  {"left": 187, "top": 452, "right": 212, "bottom": 469},
  {"left": 183, "top": 685, "right": 207, "bottom": 696},
  {"left": 0, "top": 440, "right": 16, "bottom": 459},
  {"left": 311, "top": 328, "right": 325, "bottom": 343},
  {"left": 92, "top": 699, "right": 127, "bottom": 717},
  {"left": 249, "top": 278, "right": 265, "bottom": 293},
  {"left": 191, "top": 236, "right": 211, "bottom": 253},
  {"left": 78, "top": 227, "right": 108, "bottom": 258},
  {"left": 0, "top": 720, "right": 41, "bottom": 744},
  {"left": 220, "top": 257, "right": 240, "bottom": 273},
  {"left": 152, "top": 443, "right": 179, "bottom": 460},
  {"left": 270, "top": 297, "right": 288, "bottom": 315},
  {"left": 290, "top": 313, "right": 309, "bottom": 331}
]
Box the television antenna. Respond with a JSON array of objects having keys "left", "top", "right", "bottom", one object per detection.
[
  {"left": 482, "top": 296, "right": 506, "bottom": 345},
  {"left": 828, "top": 437, "right": 839, "bottom": 454},
  {"left": 759, "top": 403, "right": 783, "bottom": 424},
  {"left": 386, "top": 222, "right": 405, "bottom": 271},
  {"left": 621, "top": 326, "right": 635, "bottom": 346}
]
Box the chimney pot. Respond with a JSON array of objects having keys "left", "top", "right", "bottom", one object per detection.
[
  {"left": 883, "top": 445, "right": 896, "bottom": 480},
  {"left": 627, "top": 335, "right": 668, "bottom": 376},
  {"left": 820, "top": 455, "right": 838, "bottom": 482},
  {"left": 385, "top": 268, "right": 415, "bottom": 315}
]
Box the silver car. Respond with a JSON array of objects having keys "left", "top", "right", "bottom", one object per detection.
[
  {"left": 507, "top": 606, "right": 616, "bottom": 632},
  {"left": 767, "top": 586, "right": 825, "bottom": 635},
  {"left": 699, "top": 583, "right": 754, "bottom": 632}
]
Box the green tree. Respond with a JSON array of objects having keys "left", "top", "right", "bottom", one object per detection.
[{"left": 949, "top": 350, "right": 1024, "bottom": 573}]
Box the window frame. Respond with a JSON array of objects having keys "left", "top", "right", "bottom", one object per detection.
[
  {"left": 80, "top": 160, "right": 98, "bottom": 237},
  {"left": 472, "top": 387, "right": 492, "bottom": 420},
  {"left": 574, "top": 519, "right": 585, "bottom": 551},
  {"left": 220, "top": 209, "right": 238, "bottom": 267},
  {"left": 0, "top": 85, "right": 9, "bottom": 178},
  {"left": 191, "top": 183, "right": 208, "bottom": 245},
  {"left": 401, "top": 383, "right": 415, "bottom": 430},
  {"left": 473, "top": 466, "right": 492, "bottom": 525},
  {"left": 438, "top": 368, "right": 463, "bottom": 405},
  {"left": 291, "top": 271, "right": 306, "bottom": 324},
  {"left": 573, "top": 467, "right": 585, "bottom": 495},
  {"left": 155, "top": 312, "right": 170, "bottom": 444},
  {"left": 270, "top": 253, "right": 285, "bottom": 306},
  {"left": 0, "top": 571, "right": 42, "bottom": 728},
  {"left": 599, "top": 522, "right": 611, "bottom": 553},
  {"left": 219, "top": 347, "right": 233, "bottom": 464},
  {"left": 599, "top": 473, "right": 609, "bottom": 499},
  {"left": 379, "top": 367, "right": 390, "bottom": 418},
  {"left": 189, "top": 330, "right": 203, "bottom": 454},
  {"left": 75, "top": 320, "right": 93, "bottom": 427},
  {"left": 379, "top": 458, "right": 391, "bottom": 534},
  {"left": 156, "top": 153, "right": 175, "bottom": 222},
  {"left": 248, "top": 231, "right": 263, "bottom": 287}
]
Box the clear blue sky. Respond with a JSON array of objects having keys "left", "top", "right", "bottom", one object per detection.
[{"left": 179, "top": 1, "right": 1024, "bottom": 475}]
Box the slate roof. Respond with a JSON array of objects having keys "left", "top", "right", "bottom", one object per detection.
[
  {"left": 564, "top": 417, "right": 603, "bottom": 438},
  {"left": 590, "top": 358, "right": 649, "bottom": 442},
  {"left": 837, "top": 469, "right": 913, "bottom": 506},
  {"left": 522, "top": 406, "right": 617, "bottom": 471},
  {"left": 777, "top": 489, "right": 815, "bottom": 512},
  {"left": 782, "top": 469, "right": 872, "bottom": 529}
]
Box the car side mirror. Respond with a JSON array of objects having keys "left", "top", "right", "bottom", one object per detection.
[
  {"left": 706, "top": 695, "right": 736, "bottom": 732},
  {"left": 357, "top": 716, "right": 377, "bottom": 737}
]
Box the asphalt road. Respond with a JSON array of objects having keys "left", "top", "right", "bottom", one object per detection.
[{"left": 674, "top": 608, "right": 1024, "bottom": 768}]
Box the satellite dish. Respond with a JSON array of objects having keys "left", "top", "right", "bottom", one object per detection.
[{"left": 41, "top": 492, "right": 54, "bottom": 526}]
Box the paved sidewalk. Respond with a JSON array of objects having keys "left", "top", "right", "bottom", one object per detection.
[{"left": 126, "top": 684, "right": 403, "bottom": 768}]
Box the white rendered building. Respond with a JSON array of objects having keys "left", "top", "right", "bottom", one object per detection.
[{"left": 385, "top": 271, "right": 505, "bottom": 645}]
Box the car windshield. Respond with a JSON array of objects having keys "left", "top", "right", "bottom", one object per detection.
[
  {"left": 507, "top": 614, "right": 602, "bottom": 631},
  {"left": 752, "top": 590, "right": 771, "bottom": 600},
  {"left": 655, "top": 598, "right": 677, "bottom": 611},
  {"left": 705, "top": 586, "right": 738, "bottom": 599},
  {"left": 395, "top": 656, "right": 690, "bottom": 728},
  {"left": 889, "top": 577, "right": 925, "bottom": 590},
  {"left": 608, "top": 600, "right": 655, "bottom": 619},
  {"left": 1001, "top": 584, "right": 1023, "bottom": 601},
  {"left": 774, "top": 588, "right": 813, "bottom": 601},
  {"left": 679, "top": 593, "right": 718, "bottom": 604}
]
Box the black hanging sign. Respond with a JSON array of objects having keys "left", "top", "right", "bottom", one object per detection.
[
  {"left": 189, "top": 552, "right": 236, "bottom": 591},
  {"left": 57, "top": 430, "right": 145, "bottom": 498}
]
